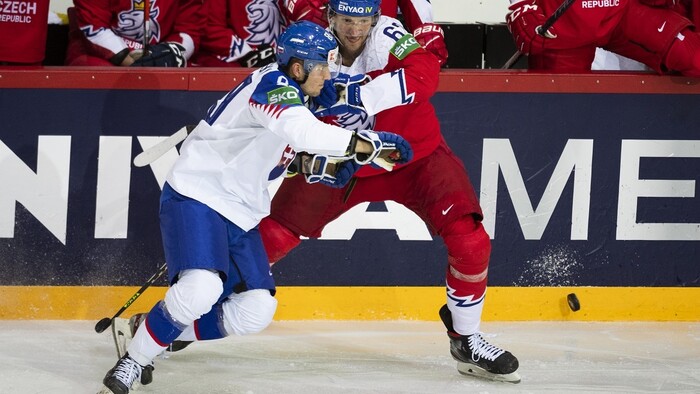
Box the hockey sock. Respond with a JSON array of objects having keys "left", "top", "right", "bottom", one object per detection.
[
  {"left": 127, "top": 301, "right": 186, "bottom": 365},
  {"left": 441, "top": 216, "right": 491, "bottom": 335},
  {"left": 191, "top": 304, "right": 227, "bottom": 340}
]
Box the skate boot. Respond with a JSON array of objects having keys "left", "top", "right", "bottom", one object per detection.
[
  {"left": 111, "top": 313, "right": 192, "bottom": 358},
  {"left": 99, "top": 353, "right": 154, "bottom": 394},
  {"left": 439, "top": 304, "right": 521, "bottom": 383}
]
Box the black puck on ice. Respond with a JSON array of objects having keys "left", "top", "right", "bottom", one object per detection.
[{"left": 567, "top": 293, "right": 581, "bottom": 312}]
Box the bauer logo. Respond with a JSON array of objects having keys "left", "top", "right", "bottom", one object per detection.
[
  {"left": 390, "top": 35, "right": 420, "bottom": 60},
  {"left": 267, "top": 86, "right": 302, "bottom": 105}
]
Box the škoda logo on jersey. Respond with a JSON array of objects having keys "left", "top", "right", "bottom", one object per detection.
[
  {"left": 391, "top": 34, "right": 420, "bottom": 60},
  {"left": 267, "top": 86, "right": 302, "bottom": 105}
]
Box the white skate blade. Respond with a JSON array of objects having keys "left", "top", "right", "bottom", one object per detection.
[
  {"left": 456, "top": 362, "right": 521, "bottom": 384},
  {"left": 96, "top": 382, "right": 142, "bottom": 394},
  {"left": 96, "top": 385, "right": 113, "bottom": 394},
  {"left": 110, "top": 317, "right": 132, "bottom": 359}
]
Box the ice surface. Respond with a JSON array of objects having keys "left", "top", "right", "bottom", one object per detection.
[{"left": 1, "top": 320, "right": 699, "bottom": 393}]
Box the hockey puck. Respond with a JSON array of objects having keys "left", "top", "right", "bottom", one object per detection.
[{"left": 567, "top": 293, "right": 581, "bottom": 312}]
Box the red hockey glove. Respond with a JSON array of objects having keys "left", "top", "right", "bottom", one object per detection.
[
  {"left": 283, "top": 0, "right": 328, "bottom": 26},
  {"left": 506, "top": 0, "right": 557, "bottom": 55},
  {"left": 413, "top": 23, "right": 448, "bottom": 66},
  {"left": 638, "top": 0, "right": 678, "bottom": 7}
]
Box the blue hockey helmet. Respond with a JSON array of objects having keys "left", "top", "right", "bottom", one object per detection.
[
  {"left": 276, "top": 21, "right": 341, "bottom": 77},
  {"left": 328, "top": 0, "right": 381, "bottom": 18}
]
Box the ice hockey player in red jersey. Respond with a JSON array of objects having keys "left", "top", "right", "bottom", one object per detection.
[
  {"left": 507, "top": 0, "right": 700, "bottom": 76},
  {"left": 65, "top": 0, "right": 205, "bottom": 67},
  {"left": 260, "top": 0, "right": 521, "bottom": 384},
  {"left": 282, "top": 0, "right": 448, "bottom": 65},
  {"left": 192, "top": 0, "right": 286, "bottom": 67}
]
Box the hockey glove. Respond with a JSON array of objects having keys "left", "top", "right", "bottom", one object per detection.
[
  {"left": 132, "top": 42, "right": 187, "bottom": 67},
  {"left": 313, "top": 79, "right": 338, "bottom": 109},
  {"left": 319, "top": 160, "right": 360, "bottom": 188},
  {"left": 350, "top": 130, "right": 413, "bottom": 170},
  {"left": 282, "top": 0, "right": 329, "bottom": 26},
  {"left": 238, "top": 44, "right": 276, "bottom": 68},
  {"left": 413, "top": 23, "right": 448, "bottom": 67},
  {"left": 313, "top": 73, "right": 370, "bottom": 117},
  {"left": 506, "top": 0, "right": 557, "bottom": 56}
]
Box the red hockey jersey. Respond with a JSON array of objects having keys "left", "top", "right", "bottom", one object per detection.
[
  {"left": 72, "top": 0, "right": 204, "bottom": 61},
  {"left": 323, "top": 16, "right": 441, "bottom": 177},
  {"left": 511, "top": 0, "right": 629, "bottom": 49},
  {"left": 0, "top": 0, "right": 50, "bottom": 63},
  {"left": 196, "top": 0, "right": 287, "bottom": 65}
]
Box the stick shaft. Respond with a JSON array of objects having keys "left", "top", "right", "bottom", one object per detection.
[
  {"left": 538, "top": 0, "right": 577, "bottom": 35},
  {"left": 133, "top": 125, "right": 195, "bottom": 167},
  {"left": 143, "top": 0, "right": 150, "bottom": 54},
  {"left": 111, "top": 263, "right": 167, "bottom": 319}
]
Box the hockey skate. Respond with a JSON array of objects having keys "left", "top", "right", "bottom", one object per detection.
[
  {"left": 439, "top": 304, "right": 521, "bottom": 383},
  {"left": 98, "top": 353, "right": 154, "bottom": 394},
  {"left": 111, "top": 313, "right": 193, "bottom": 359}
]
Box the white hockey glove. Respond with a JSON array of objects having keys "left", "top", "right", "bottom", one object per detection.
[
  {"left": 350, "top": 130, "right": 413, "bottom": 171},
  {"left": 317, "top": 160, "right": 360, "bottom": 188},
  {"left": 313, "top": 73, "right": 370, "bottom": 117},
  {"left": 298, "top": 154, "right": 359, "bottom": 188}
]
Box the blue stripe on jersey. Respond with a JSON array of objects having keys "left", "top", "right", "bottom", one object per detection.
[{"left": 205, "top": 74, "right": 253, "bottom": 124}]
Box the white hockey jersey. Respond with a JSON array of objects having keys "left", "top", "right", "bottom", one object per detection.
[{"left": 166, "top": 63, "right": 353, "bottom": 231}]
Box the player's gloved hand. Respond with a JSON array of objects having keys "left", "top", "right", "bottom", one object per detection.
[
  {"left": 319, "top": 160, "right": 360, "bottom": 188},
  {"left": 350, "top": 130, "right": 413, "bottom": 170},
  {"left": 238, "top": 44, "right": 276, "bottom": 68},
  {"left": 638, "top": 0, "right": 677, "bottom": 7},
  {"left": 131, "top": 42, "right": 187, "bottom": 67},
  {"left": 312, "top": 73, "right": 370, "bottom": 117},
  {"left": 506, "top": 0, "right": 557, "bottom": 55},
  {"left": 302, "top": 154, "right": 331, "bottom": 183},
  {"left": 282, "top": 0, "right": 329, "bottom": 26},
  {"left": 313, "top": 79, "right": 338, "bottom": 109},
  {"left": 413, "top": 23, "right": 448, "bottom": 67}
]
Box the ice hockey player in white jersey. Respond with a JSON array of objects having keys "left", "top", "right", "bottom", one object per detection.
[{"left": 98, "top": 20, "right": 412, "bottom": 394}]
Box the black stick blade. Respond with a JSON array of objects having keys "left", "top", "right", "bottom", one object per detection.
[{"left": 95, "top": 317, "right": 112, "bottom": 333}]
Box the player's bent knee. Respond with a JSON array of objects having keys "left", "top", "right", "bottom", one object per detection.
[
  {"left": 259, "top": 217, "right": 301, "bottom": 264},
  {"left": 164, "top": 269, "right": 223, "bottom": 324},
  {"left": 441, "top": 216, "right": 491, "bottom": 276},
  {"left": 221, "top": 289, "right": 277, "bottom": 335}
]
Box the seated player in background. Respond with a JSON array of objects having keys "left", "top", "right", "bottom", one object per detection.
[
  {"left": 262, "top": 0, "right": 521, "bottom": 384},
  {"left": 192, "top": 0, "right": 286, "bottom": 67},
  {"left": 507, "top": 0, "right": 700, "bottom": 76},
  {"left": 0, "top": 1, "right": 50, "bottom": 65},
  {"left": 98, "top": 20, "right": 412, "bottom": 394},
  {"left": 65, "top": 0, "right": 205, "bottom": 67},
  {"left": 282, "top": 0, "right": 448, "bottom": 66}
]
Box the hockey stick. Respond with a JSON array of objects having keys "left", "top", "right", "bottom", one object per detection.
[
  {"left": 94, "top": 263, "right": 168, "bottom": 333},
  {"left": 133, "top": 125, "right": 196, "bottom": 167},
  {"left": 143, "top": 0, "right": 150, "bottom": 56},
  {"left": 501, "top": 0, "right": 577, "bottom": 69}
]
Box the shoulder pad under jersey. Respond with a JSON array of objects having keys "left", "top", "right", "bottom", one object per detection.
[{"left": 251, "top": 69, "right": 305, "bottom": 106}]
